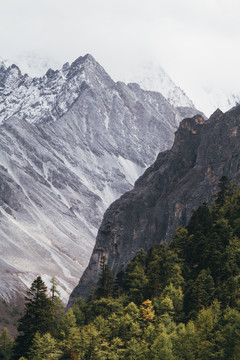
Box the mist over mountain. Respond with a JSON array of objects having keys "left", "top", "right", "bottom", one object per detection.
[{"left": 0, "top": 54, "right": 200, "bottom": 304}]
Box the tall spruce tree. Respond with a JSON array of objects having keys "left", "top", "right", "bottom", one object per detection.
[
  {"left": 0, "top": 327, "right": 13, "bottom": 360},
  {"left": 215, "top": 176, "right": 230, "bottom": 207},
  {"left": 95, "top": 256, "right": 113, "bottom": 299},
  {"left": 14, "top": 276, "right": 54, "bottom": 359}
]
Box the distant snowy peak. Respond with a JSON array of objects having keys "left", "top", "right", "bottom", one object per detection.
[
  {"left": 122, "top": 62, "right": 240, "bottom": 117},
  {"left": 124, "top": 63, "right": 195, "bottom": 109},
  {"left": 191, "top": 87, "right": 240, "bottom": 117},
  {"left": 0, "top": 52, "right": 61, "bottom": 78}
]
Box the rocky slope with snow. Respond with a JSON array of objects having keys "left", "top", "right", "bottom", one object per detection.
[
  {"left": 0, "top": 54, "right": 200, "bottom": 304},
  {"left": 68, "top": 105, "right": 240, "bottom": 304}
]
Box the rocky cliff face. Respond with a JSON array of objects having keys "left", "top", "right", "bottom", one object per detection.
[
  {"left": 0, "top": 54, "right": 200, "bottom": 302},
  {"left": 68, "top": 105, "right": 240, "bottom": 305}
]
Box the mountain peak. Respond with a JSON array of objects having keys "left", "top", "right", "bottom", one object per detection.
[
  {"left": 70, "top": 53, "right": 96, "bottom": 69},
  {"left": 83, "top": 53, "right": 96, "bottom": 62},
  {"left": 0, "top": 53, "right": 115, "bottom": 124},
  {"left": 0, "top": 60, "right": 7, "bottom": 71},
  {"left": 122, "top": 62, "right": 195, "bottom": 108},
  {"left": 208, "top": 108, "right": 224, "bottom": 122}
]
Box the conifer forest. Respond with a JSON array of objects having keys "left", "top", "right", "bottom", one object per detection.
[{"left": 2, "top": 179, "right": 240, "bottom": 359}]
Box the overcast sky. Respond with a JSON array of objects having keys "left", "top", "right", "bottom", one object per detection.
[{"left": 0, "top": 0, "right": 240, "bottom": 97}]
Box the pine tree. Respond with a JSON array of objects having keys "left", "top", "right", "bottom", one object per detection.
[
  {"left": 58, "top": 309, "right": 81, "bottom": 359},
  {"left": 187, "top": 269, "right": 215, "bottom": 315},
  {"left": 215, "top": 176, "right": 230, "bottom": 207},
  {"left": 28, "top": 331, "right": 62, "bottom": 360},
  {"left": 114, "top": 270, "right": 126, "bottom": 296},
  {"left": 50, "top": 277, "right": 61, "bottom": 303},
  {"left": 14, "top": 276, "right": 54, "bottom": 359},
  {"left": 49, "top": 277, "right": 64, "bottom": 337},
  {"left": 95, "top": 256, "right": 113, "bottom": 299},
  {"left": 126, "top": 262, "right": 148, "bottom": 304},
  {"left": 151, "top": 330, "right": 175, "bottom": 360},
  {"left": 0, "top": 327, "right": 13, "bottom": 360}
]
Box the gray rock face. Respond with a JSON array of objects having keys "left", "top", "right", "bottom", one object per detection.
[
  {"left": 68, "top": 105, "right": 240, "bottom": 305},
  {"left": 0, "top": 55, "right": 200, "bottom": 302}
]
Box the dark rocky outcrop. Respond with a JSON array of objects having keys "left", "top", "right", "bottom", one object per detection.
[{"left": 68, "top": 105, "right": 240, "bottom": 305}]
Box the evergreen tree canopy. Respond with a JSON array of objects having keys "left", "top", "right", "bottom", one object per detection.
[
  {"left": 7, "top": 179, "right": 240, "bottom": 360},
  {"left": 0, "top": 327, "right": 13, "bottom": 360},
  {"left": 14, "top": 276, "right": 55, "bottom": 359},
  {"left": 95, "top": 256, "right": 113, "bottom": 299}
]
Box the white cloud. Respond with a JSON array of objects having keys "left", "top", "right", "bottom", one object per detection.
[{"left": 0, "top": 0, "right": 240, "bottom": 98}]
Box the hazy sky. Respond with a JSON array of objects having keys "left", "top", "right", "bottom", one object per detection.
[{"left": 0, "top": 0, "right": 240, "bottom": 96}]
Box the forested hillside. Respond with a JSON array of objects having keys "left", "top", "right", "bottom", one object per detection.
[{"left": 2, "top": 178, "right": 240, "bottom": 359}]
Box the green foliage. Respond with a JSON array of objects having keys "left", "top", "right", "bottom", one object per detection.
[
  {"left": 57, "top": 309, "right": 81, "bottom": 359},
  {"left": 171, "top": 181, "right": 240, "bottom": 315},
  {"left": 14, "top": 276, "right": 55, "bottom": 358},
  {"left": 124, "top": 249, "right": 148, "bottom": 304},
  {"left": 145, "top": 243, "right": 183, "bottom": 298},
  {"left": 95, "top": 256, "right": 114, "bottom": 299},
  {"left": 151, "top": 330, "right": 175, "bottom": 360},
  {"left": 215, "top": 176, "right": 231, "bottom": 207},
  {"left": 221, "top": 307, "right": 240, "bottom": 359},
  {"left": 126, "top": 262, "right": 148, "bottom": 304},
  {"left": 72, "top": 298, "right": 86, "bottom": 327},
  {"left": 13, "top": 276, "right": 64, "bottom": 359},
  {"left": 0, "top": 327, "right": 13, "bottom": 360},
  {"left": 28, "top": 332, "right": 62, "bottom": 360},
  {"left": 84, "top": 297, "right": 125, "bottom": 325}
]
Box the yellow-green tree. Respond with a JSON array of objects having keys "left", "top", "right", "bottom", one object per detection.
[
  {"left": 0, "top": 327, "right": 13, "bottom": 360},
  {"left": 140, "top": 299, "right": 155, "bottom": 323},
  {"left": 28, "top": 332, "right": 62, "bottom": 360}
]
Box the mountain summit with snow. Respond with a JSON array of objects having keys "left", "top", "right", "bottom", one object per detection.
[
  {"left": 124, "top": 62, "right": 240, "bottom": 117},
  {"left": 0, "top": 54, "right": 201, "bottom": 305},
  {"left": 123, "top": 62, "right": 195, "bottom": 109}
]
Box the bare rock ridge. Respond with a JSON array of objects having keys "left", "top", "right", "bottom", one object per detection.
[
  {"left": 0, "top": 54, "right": 200, "bottom": 303},
  {"left": 68, "top": 105, "right": 240, "bottom": 305}
]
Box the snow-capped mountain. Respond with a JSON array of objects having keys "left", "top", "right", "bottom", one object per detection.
[
  {"left": 0, "top": 51, "right": 61, "bottom": 78},
  {"left": 0, "top": 54, "right": 200, "bottom": 304},
  {"left": 123, "top": 62, "right": 240, "bottom": 117},
  {"left": 191, "top": 87, "right": 240, "bottom": 117},
  {"left": 122, "top": 62, "right": 195, "bottom": 109}
]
